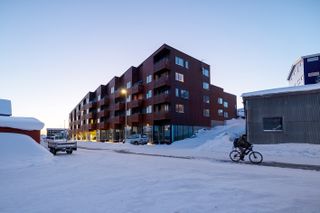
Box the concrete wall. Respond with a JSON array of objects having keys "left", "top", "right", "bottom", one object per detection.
[{"left": 245, "top": 91, "right": 320, "bottom": 144}]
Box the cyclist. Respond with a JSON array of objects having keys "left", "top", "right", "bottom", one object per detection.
[{"left": 234, "top": 134, "right": 251, "bottom": 160}]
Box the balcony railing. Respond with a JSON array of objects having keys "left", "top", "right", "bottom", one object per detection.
[
  {"left": 154, "top": 76, "right": 170, "bottom": 88},
  {"left": 114, "top": 102, "right": 125, "bottom": 111},
  {"left": 154, "top": 58, "right": 170, "bottom": 73},
  {"left": 97, "top": 110, "right": 110, "bottom": 118},
  {"left": 128, "top": 113, "right": 143, "bottom": 124},
  {"left": 131, "top": 84, "right": 144, "bottom": 94},
  {"left": 153, "top": 93, "right": 170, "bottom": 105},
  {"left": 153, "top": 111, "right": 170, "bottom": 120},
  {"left": 129, "top": 99, "right": 144, "bottom": 108},
  {"left": 111, "top": 115, "right": 125, "bottom": 124}
]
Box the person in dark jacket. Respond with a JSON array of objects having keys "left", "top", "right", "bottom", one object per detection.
[{"left": 234, "top": 134, "right": 251, "bottom": 160}]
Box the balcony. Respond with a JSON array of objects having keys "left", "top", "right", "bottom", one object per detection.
[
  {"left": 131, "top": 84, "right": 144, "bottom": 94},
  {"left": 89, "top": 124, "right": 97, "bottom": 130},
  {"left": 114, "top": 102, "right": 125, "bottom": 111},
  {"left": 129, "top": 99, "right": 144, "bottom": 108},
  {"left": 98, "top": 98, "right": 109, "bottom": 106},
  {"left": 153, "top": 111, "right": 170, "bottom": 120},
  {"left": 97, "top": 110, "right": 110, "bottom": 118},
  {"left": 154, "top": 58, "right": 170, "bottom": 73},
  {"left": 128, "top": 113, "right": 143, "bottom": 124},
  {"left": 97, "top": 123, "right": 110, "bottom": 130},
  {"left": 88, "top": 112, "right": 97, "bottom": 119},
  {"left": 153, "top": 93, "right": 170, "bottom": 105},
  {"left": 111, "top": 116, "right": 125, "bottom": 124},
  {"left": 154, "top": 76, "right": 170, "bottom": 88}
]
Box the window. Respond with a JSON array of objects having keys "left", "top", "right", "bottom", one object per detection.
[
  {"left": 218, "top": 98, "right": 223, "bottom": 104},
  {"left": 181, "top": 89, "right": 189, "bottom": 99},
  {"left": 224, "top": 112, "right": 228, "bottom": 118},
  {"left": 126, "top": 95, "right": 131, "bottom": 102},
  {"left": 146, "top": 105, "right": 152, "bottom": 114},
  {"left": 203, "top": 109, "right": 210, "bottom": 117},
  {"left": 218, "top": 109, "right": 223, "bottom": 116},
  {"left": 111, "top": 86, "right": 114, "bottom": 94},
  {"left": 202, "top": 67, "right": 209, "bottom": 77},
  {"left": 175, "top": 72, "right": 184, "bottom": 82},
  {"left": 223, "top": 101, "right": 228, "bottom": 108},
  {"left": 176, "top": 88, "right": 180, "bottom": 97},
  {"left": 185, "top": 61, "right": 189, "bottom": 69},
  {"left": 175, "top": 56, "right": 184, "bottom": 67},
  {"left": 175, "top": 104, "right": 184, "bottom": 113},
  {"left": 164, "top": 104, "right": 169, "bottom": 112},
  {"left": 203, "top": 82, "right": 209, "bottom": 90},
  {"left": 307, "top": 57, "right": 319, "bottom": 62},
  {"left": 203, "top": 95, "right": 210, "bottom": 104},
  {"left": 126, "top": 81, "right": 132, "bottom": 89},
  {"left": 263, "top": 117, "right": 283, "bottom": 131},
  {"left": 97, "top": 95, "right": 101, "bottom": 101},
  {"left": 126, "top": 109, "right": 131, "bottom": 116},
  {"left": 146, "top": 75, "right": 152, "bottom": 84},
  {"left": 146, "top": 90, "right": 152, "bottom": 99}
]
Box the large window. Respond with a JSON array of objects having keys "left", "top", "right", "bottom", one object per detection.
[
  {"left": 263, "top": 117, "right": 283, "bottom": 131},
  {"left": 175, "top": 72, "right": 184, "bottom": 82},
  {"left": 218, "top": 109, "right": 223, "bottom": 116},
  {"left": 202, "top": 67, "right": 209, "bottom": 77},
  {"left": 224, "top": 101, "right": 228, "bottom": 108},
  {"left": 111, "top": 86, "right": 115, "bottom": 94},
  {"left": 203, "top": 82, "right": 209, "bottom": 90},
  {"left": 218, "top": 98, "right": 223, "bottom": 104},
  {"left": 175, "top": 104, "right": 184, "bottom": 113},
  {"left": 146, "top": 75, "right": 152, "bottom": 84}
]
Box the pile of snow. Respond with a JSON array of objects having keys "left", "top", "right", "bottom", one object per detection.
[
  {"left": 0, "top": 133, "right": 52, "bottom": 168},
  {"left": 0, "top": 116, "right": 44, "bottom": 130}
]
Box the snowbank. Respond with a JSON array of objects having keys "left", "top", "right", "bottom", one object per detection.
[
  {"left": 0, "top": 133, "right": 52, "bottom": 168},
  {"left": 0, "top": 116, "right": 44, "bottom": 131}
]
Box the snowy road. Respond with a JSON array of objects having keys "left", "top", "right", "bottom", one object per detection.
[{"left": 77, "top": 145, "right": 320, "bottom": 171}]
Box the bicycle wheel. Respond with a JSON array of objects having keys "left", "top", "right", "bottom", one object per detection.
[
  {"left": 249, "top": 151, "right": 263, "bottom": 164},
  {"left": 229, "top": 150, "right": 241, "bottom": 162}
]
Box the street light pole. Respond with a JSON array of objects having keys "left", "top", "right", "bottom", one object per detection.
[{"left": 121, "top": 89, "right": 128, "bottom": 143}]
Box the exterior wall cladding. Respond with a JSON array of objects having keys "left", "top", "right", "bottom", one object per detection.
[
  {"left": 69, "top": 44, "right": 237, "bottom": 143},
  {"left": 244, "top": 89, "right": 320, "bottom": 144}
]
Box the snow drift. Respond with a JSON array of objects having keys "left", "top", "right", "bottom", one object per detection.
[{"left": 0, "top": 133, "right": 52, "bottom": 168}]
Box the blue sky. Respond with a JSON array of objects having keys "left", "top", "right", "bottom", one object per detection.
[{"left": 0, "top": 0, "right": 319, "bottom": 130}]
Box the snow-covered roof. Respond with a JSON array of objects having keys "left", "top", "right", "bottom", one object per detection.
[
  {"left": 0, "top": 116, "right": 44, "bottom": 131},
  {"left": 0, "top": 99, "right": 12, "bottom": 116},
  {"left": 242, "top": 83, "right": 320, "bottom": 98}
]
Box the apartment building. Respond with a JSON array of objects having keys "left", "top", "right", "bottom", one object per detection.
[
  {"left": 287, "top": 53, "right": 320, "bottom": 86},
  {"left": 69, "top": 44, "right": 236, "bottom": 143}
]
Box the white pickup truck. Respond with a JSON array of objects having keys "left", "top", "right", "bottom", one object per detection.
[{"left": 46, "top": 137, "right": 77, "bottom": 155}]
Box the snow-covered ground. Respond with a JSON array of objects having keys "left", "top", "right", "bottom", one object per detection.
[{"left": 1, "top": 120, "right": 320, "bottom": 213}]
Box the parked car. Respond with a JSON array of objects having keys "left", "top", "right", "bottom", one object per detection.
[{"left": 124, "top": 134, "right": 149, "bottom": 145}]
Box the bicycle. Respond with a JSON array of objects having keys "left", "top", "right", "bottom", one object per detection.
[{"left": 229, "top": 145, "right": 263, "bottom": 164}]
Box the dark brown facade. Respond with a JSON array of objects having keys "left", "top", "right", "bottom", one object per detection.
[{"left": 69, "top": 44, "right": 237, "bottom": 143}]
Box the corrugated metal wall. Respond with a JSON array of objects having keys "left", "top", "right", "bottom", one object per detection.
[{"left": 245, "top": 92, "right": 320, "bottom": 144}]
